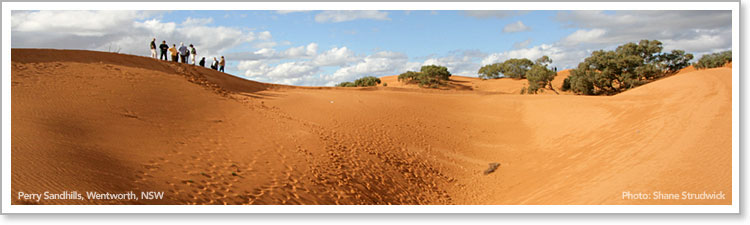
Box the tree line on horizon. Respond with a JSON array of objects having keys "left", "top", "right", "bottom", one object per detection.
[
  {"left": 478, "top": 55, "right": 557, "bottom": 94},
  {"left": 694, "top": 50, "right": 732, "bottom": 69},
  {"left": 335, "top": 39, "right": 731, "bottom": 95}
]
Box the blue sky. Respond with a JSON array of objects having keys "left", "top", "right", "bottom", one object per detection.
[{"left": 11, "top": 10, "right": 731, "bottom": 86}]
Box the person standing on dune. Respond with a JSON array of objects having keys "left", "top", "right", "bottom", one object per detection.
[
  {"left": 149, "top": 38, "right": 157, "bottom": 59},
  {"left": 189, "top": 44, "right": 197, "bottom": 65},
  {"left": 211, "top": 57, "right": 219, "bottom": 70},
  {"left": 219, "top": 56, "right": 225, "bottom": 72},
  {"left": 169, "top": 44, "right": 178, "bottom": 62},
  {"left": 199, "top": 57, "right": 206, "bottom": 67},
  {"left": 159, "top": 40, "right": 169, "bottom": 61},
  {"left": 178, "top": 42, "right": 189, "bottom": 63}
]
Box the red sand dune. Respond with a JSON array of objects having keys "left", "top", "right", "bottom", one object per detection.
[{"left": 11, "top": 49, "right": 731, "bottom": 205}]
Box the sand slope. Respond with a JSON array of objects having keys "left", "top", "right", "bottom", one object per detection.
[{"left": 11, "top": 49, "right": 731, "bottom": 205}]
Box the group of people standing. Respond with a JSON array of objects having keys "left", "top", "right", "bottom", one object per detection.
[{"left": 150, "top": 38, "right": 225, "bottom": 72}]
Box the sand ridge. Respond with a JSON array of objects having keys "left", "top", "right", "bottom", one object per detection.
[{"left": 10, "top": 49, "right": 732, "bottom": 205}]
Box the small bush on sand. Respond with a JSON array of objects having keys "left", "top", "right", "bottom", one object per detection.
[
  {"left": 336, "top": 76, "right": 381, "bottom": 87},
  {"left": 694, "top": 50, "right": 731, "bottom": 69},
  {"left": 398, "top": 65, "right": 452, "bottom": 88},
  {"left": 354, "top": 76, "right": 382, "bottom": 87},
  {"left": 335, "top": 81, "right": 356, "bottom": 87},
  {"left": 561, "top": 76, "right": 571, "bottom": 91}
]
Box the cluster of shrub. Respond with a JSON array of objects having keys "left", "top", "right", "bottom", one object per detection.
[
  {"left": 560, "top": 40, "right": 694, "bottom": 95},
  {"left": 335, "top": 76, "right": 382, "bottom": 87},
  {"left": 335, "top": 65, "right": 452, "bottom": 89},
  {"left": 397, "top": 65, "right": 452, "bottom": 88},
  {"left": 336, "top": 40, "right": 730, "bottom": 96},
  {"left": 694, "top": 50, "right": 732, "bottom": 69},
  {"left": 478, "top": 55, "right": 557, "bottom": 94}
]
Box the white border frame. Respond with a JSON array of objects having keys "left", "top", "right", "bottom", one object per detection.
[{"left": 1, "top": 1, "right": 740, "bottom": 214}]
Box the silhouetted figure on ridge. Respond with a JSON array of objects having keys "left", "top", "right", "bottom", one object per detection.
[
  {"left": 178, "top": 42, "right": 189, "bottom": 63},
  {"left": 219, "top": 56, "right": 225, "bottom": 72},
  {"left": 159, "top": 40, "right": 169, "bottom": 61},
  {"left": 169, "top": 44, "right": 178, "bottom": 62},
  {"left": 211, "top": 57, "right": 218, "bottom": 70},
  {"left": 190, "top": 44, "right": 197, "bottom": 65},
  {"left": 149, "top": 38, "right": 157, "bottom": 59}
]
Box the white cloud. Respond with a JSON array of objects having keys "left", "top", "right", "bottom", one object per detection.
[
  {"left": 469, "top": 10, "right": 733, "bottom": 72},
  {"left": 175, "top": 25, "right": 255, "bottom": 56},
  {"left": 253, "top": 41, "right": 278, "bottom": 49},
  {"left": 238, "top": 60, "right": 317, "bottom": 80},
  {"left": 234, "top": 44, "right": 363, "bottom": 86},
  {"left": 277, "top": 43, "right": 318, "bottom": 58},
  {"left": 482, "top": 44, "right": 567, "bottom": 66},
  {"left": 258, "top": 31, "right": 272, "bottom": 40},
  {"left": 513, "top": 39, "right": 532, "bottom": 49},
  {"left": 561, "top": 29, "right": 606, "bottom": 46},
  {"left": 463, "top": 10, "right": 528, "bottom": 19},
  {"left": 237, "top": 60, "right": 273, "bottom": 78},
  {"left": 12, "top": 11, "right": 258, "bottom": 58},
  {"left": 11, "top": 10, "right": 153, "bottom": 36},
  {"left": 253, "top": 48, "right": 277, "bottom": 57},
  {"left": 237, "top": 59, "right": 327, "bottom": 86},
  {"left": 314, "top": 10, "right": 390, "bottom": 23},
  {"left": 400, "top": 61, "right": 422, "bottom": 73},
  {"left": 555, "top": 10, "right": 731, "bottom": 52},
  {"left": 181, "top": 17, "right": 213, "bottom": 26},
  {"left": 503, "top": 21, "right": 530, "bottom": 33},
  {"left": 266, "top": 61, "right": 319, "bottom": 79},
  {"left": 231, "top": 43, "right": 319, "bottom": 61},
  {"left": 662, "top": 30, "right": 731, "bottom": 54},
  {"left": 420, "top": 50, "right": 487, "bottom": 76},
  {"left": 312, "top": 47, "right": 359, "bottom": 67},
  {"left": 134, "top": 19, "right": 177, "bottom": 35},
  {"left": 325, "top": 51, "right": 407, "bottom": 85}
]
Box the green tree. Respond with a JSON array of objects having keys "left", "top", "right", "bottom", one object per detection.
[
  {"left": 335, "top": 81, "right": 356, "bottom": 87},
  {"left": 478, "top": 58, "right": 534, "bottom": 79},
  {"left": 353, "top": 76, "right": 382, "bottom": 87},
  {"left": 336, "top": 76, "right": 381, "bottom": 87},
  {"left": 535, "top": 55, "right": 552, "bottom": 67},
  {"left": 421, "top": 65, "right": 452, "bottom": 81},
  {"left": 398, "top": 65, "right": 452, "bottom": 88},
  {"left": 694, "top": 50, "right": 731, "bottom": 69},
  {"left": 478, "top": 63, "right": 503, "bottom": 79},
  {"left": 500, "top": 58, "right": 534, "bottom": 79},
  {"left": 566, "top": 39, "right": 692, "bottom": 95},
  {"left": 525, "top": 56, "right": 557, "bottom": 94},
  {"left": 659, "top": 49, "right": 694, "bottom": 73},
  {"left": 525, "top": 65, "right": 553, "bottom": 94}
]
